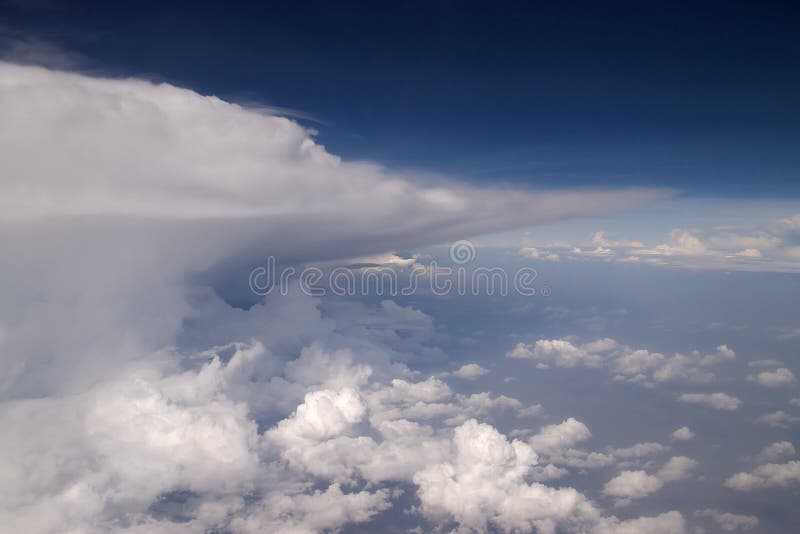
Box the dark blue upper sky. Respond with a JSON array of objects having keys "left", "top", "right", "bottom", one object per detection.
[{"left": 2, "top": 0, "right": 799, "bottom": 196}]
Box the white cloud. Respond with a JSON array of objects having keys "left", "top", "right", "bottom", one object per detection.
[
  {"left": 715, "top": 344, "right": 736, "bottom": 360},
  {"left": 509, "top": 337, "right": 734, "bottom": 388},
  {"left": 528, "top": 418, "right": 592, "bottom": 456},
  {"left": 590, "top": 231, "right": 644, "bottom": 249},
  {"left": 755, "top": 441, "right": 795, "bottom": 464},
  {"left": 413, "top": 419, "right": 603, "bottom": 533},
  {"left": 602, "top": 456, "right": 696, "bottom": 506},
  {"left": 656, "top": 456, "right": 698, "bottom": 482},
  {"left": 603, "top": 470, "right": 664, "bottom": 505},
  {"left": 755, "top": 410, "right": 800, "bottom": 428},
  {"left": 521, "top": 214, "right": 800, "bottom": 272},
  {"left": 671, "top": 427, "right": 695, "bottom": 441},
  {"left": 725, "top": 461, "right": 800, "bottom": 491},
  {"left": 0, "top": 62, "right": 661, "bottom": 229},
  {"left": 0, "top": 62, "right": 696, "bottom": 533},
  {"left": 593, "top": 512, "right": 685, "bottom": 534},
  {"left": 269, "top": 387, "right": 366, "bottom": 444},
  {"left": 612, "top": 442, "right": 669, "bottom": 460},
  {"left": 230, "top": 484, "right": 392, "bottom": 534},
  {"left": 748, "top": 367, "right": 797, "bottom": 388},
  {"left": 736, "top": 248, "right": 763, "bottom": 258},
  {"left": 524, "top": 418, "right": 615, "bottom": 472},
  {"left": 452, "top": 363, "right": 490, "bottom": 380},
  {"left": 517, "top": 403, "right": 545, "bottom": 418},
  {"left": 695, "top": 509, "right": 759, "bottom": 531},
  {"left": 519, "top": 247, "right": 560, "bottom": 261},
  {"left": 0, "top": 60, "right": 665, "bottom": 402},
  {"left": 507, "top": 339, "right": 606, "bottom": 368},
  {"left": 634, "top": 229, "right": 710, "bottom": 257},
  {"left": 677, "top": 393, "right": 741, "bottom": 411}
]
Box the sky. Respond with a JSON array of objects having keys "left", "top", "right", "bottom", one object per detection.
[
  {"left": 1, "top": 2, "right": 800, "bottom": 534},
  {"left": 2, "top": 1, "right": 800, "bottom": 195}
]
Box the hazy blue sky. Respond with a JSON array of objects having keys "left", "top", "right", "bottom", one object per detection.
[{"left": 3, "top": 1, "right": 799, "bottom": 195}]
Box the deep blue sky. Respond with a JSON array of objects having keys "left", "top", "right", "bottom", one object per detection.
[{"left": 2, "top": 0, "right": 799, "bottom": 195}]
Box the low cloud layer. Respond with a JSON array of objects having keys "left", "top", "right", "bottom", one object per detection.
[{"left": 519, "top": 215, "right": 800, "bottom": 272}]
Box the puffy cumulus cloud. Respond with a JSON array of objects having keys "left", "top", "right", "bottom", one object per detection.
[
  {"left": 615, "top": 345, "right": 734, "bottom": 386},
  {"left": 591, "top": 511, "right": 685, "bottom": 534},
  {"left": 0, "top": 345, "right": 263, "bottom": 532},
  {"left": 695, "top": 509, "right": 759, "bottom": 531},
  {"left": 603, "top": 470, "right": 663, "bottom": 505},
  {"left": 363, "top": 377, "right": 529, "bottom": 428},
  {"left": 671, "top": 427, "right": 695, "bottom": 441},
  {"left": 602, "top": 456, "right": 697, "bottom": 506},
  {"left": 259, "top": 356, "right": 679, "bottom": 533},
  {"left": 452, "top": 363, "right": 490, "bottom": 380},
  {"left": 411, "top": 419, "right": 686, "bottom": 533},
  {"left": 656, "top": 456, "right": 698, "bottom": 482},
  {"left": 517, "top": 403, "right": 545, "bottom": 418},
  {"left": 526, "top": 419, "right": 615, "bottom": 471},
  {"left": 413, "top": 419, "right": 600, "bottom": 533},
  {"left": 507, "top": 338, "right": 610, "bottom": 368},
  {"left": 0, "top": 290, "right": 690, "bottom": 533},
  {"left": 755, "top": 410, "right": 800, "bottom": 428},
  {"left": 528, "top": 418, "right": 592, "bottom": 456},
  {"left": 725, "top": 461, "right": 800, "bottom": 491},
  {"left": 509, "top": 337, "right": 735, "bottom": 388},
  {"left": 677, "top": 392, "right": 741, "bottom": 411},
  {"left": 748, "top": 367, "right": 797, "bottom": 388},
  {"left": 611, "top": 442, "right": 669, "bottom": 460},
  {"left": 268, "top": 388, "right": 367, "bottom": 445},
  {"left": 755, "top": 441, "right": 796, "bottom": 464},
  {"left": 229, "top": 484, "right": 392, "bottom": 534}
]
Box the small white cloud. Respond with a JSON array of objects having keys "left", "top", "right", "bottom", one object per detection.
[
  {"left": 590, "top": 231, "right": 644, "bottom": 248},
  {"left": 748, "top": 367, "right": 797, "bottom": 388},
  {"left": 755, "top": 410, "right": 800, "bottom": 428},
  {"left": 635, "top": 229, "right": 710, "bottom": 257},
  {"left": 715, "top": 344, "right": 736, "bottom": 359},
  {"left": 612, "top": 442, "right": 669, "bottom": 460},
  {"left": 603, "top": 470, "right": 664, "bottom": 505},
  {"left": 755, "top": 441, "right": 795, "bottom": 464},
  {"left": 677, "top": 392, "right": 741, "bottom": 411},
  {"left": 517, "top": 403, "right": 544, "bottom": 418},
  {"left": 747, "top": 359, "right": 782, "bottom": 368},
  {"left": 656, "top": 456, "right": 698, "bottom": 482},
  {"left": 451, "top": 363, "right": 489, "bottom": 380},
  {"left": 736, "top": 248, "right": 763, "bottom": 258},
  {"left": 725, "top": 461, "right": 800, "bottom": 491},
  {"left": 671, "top": 427, "right": 695, "bottom": 441},
  {"left": 602, "top": 455, "right": 696, "bottom": 506},
  {"left": 695, "top": 509, "right": 759, "bottom": 531},
  {"left": 507, "top": 338, "right": 613, "bottom": 368},
  {"left": 519, "top": 247, "right": 560, "bottom": 261},
  {"left": 529, "top": 418, "right": 591, "bottom": 456}
]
